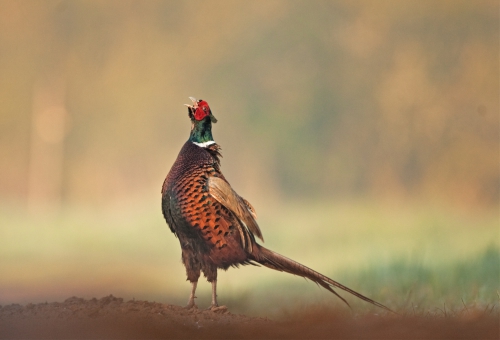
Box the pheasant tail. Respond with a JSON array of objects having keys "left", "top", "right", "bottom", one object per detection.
[{"left": 253, "top": 245, "right": 394, "bottom": 313}]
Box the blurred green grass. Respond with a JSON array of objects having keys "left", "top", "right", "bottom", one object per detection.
[
  {"left": 0, "top": 200, "right": 498, "bottom": 317},
  {"left": 341, "top": 245, "right": 499, "bottom": 313}
]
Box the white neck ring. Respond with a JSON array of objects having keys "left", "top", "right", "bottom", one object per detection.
[{"left": 192, "top": 141, "right": 216, "bottom": 148}]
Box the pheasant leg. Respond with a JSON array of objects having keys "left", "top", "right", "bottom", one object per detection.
[
  {"left": 207, "top": 280, "right": 219, "bottom": 309},
  {"left": 185, "top": 281, "right": 198, "bottom": 309}
]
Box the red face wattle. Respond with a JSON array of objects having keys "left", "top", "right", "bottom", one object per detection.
[{"left": 193, "top": 100, "right": 211, "bottom": 121}]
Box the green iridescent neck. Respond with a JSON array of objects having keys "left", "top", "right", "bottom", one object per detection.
[{"left": 188, "top": 117, "right": 214, "bottom": 144}]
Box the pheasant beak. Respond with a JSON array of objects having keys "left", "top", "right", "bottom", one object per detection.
[{"left": 184, "top": 97, "right": 198, "bottom": 111}]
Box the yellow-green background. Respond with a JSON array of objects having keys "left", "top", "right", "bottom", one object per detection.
[{"left": 0, "top": 0, "right": 498, "bottom": 316}]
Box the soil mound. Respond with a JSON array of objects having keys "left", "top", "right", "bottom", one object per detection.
[{"left": 0, "top": 295, "right": 497, "bottom": 339}]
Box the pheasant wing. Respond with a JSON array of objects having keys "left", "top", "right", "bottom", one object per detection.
[{"left": 207, "top": 176, "right": 264, "bottom": 242}]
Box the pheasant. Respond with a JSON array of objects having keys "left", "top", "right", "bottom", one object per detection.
[{"left": 161, "top": 97, "right": 393, "bottom": 313}]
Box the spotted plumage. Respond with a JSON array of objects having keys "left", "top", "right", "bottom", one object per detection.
[
  {"left": 161, "top": 97, "right": 394, "bottom": 313},
  {"left": 162, "top": 142, "right": 252, "bottom": 274}
]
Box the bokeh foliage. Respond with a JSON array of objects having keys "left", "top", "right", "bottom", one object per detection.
[{"left": 0, "top": 0, "right": 497, "bottom": 207}]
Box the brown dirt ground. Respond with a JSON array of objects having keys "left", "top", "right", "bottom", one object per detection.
[{"left": 0, "top": 295, "right": 498, "bottom": 339}]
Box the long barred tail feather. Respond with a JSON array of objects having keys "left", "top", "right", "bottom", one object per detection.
[{"left": 253, "top": 245, "right": 396, "bottom": 314}]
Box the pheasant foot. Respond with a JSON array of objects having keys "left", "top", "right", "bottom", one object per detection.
[
  {"left": 207, "top": 304, "right": 228, "bottom": 313},
  {"left": 184, "top": 301, "right": 198, "bottom": 310}
]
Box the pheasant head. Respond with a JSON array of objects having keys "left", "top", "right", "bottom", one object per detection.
[{"left": 184, "top": 97, "right": 217, "bottom": 145}]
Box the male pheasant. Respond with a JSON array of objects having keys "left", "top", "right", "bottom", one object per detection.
[{"left": 161, "top": 97, "right": 393, "bottom": 312}]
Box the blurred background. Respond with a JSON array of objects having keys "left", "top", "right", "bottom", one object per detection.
[{"left": 0, "top": 0, "right": 498, "bottom": 316}]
